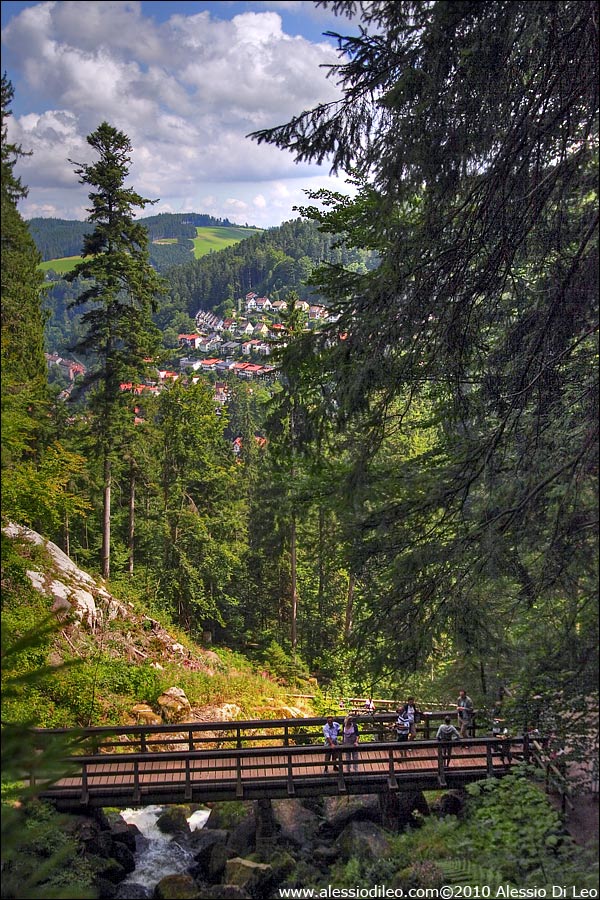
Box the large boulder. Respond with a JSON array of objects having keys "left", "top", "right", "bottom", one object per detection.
[
  {"left": 335, "top": 820, "right": 393, "bottom": 861},
  {"left": 157, "top": 687, "right": 191, "bottom": 723},
  {"left": 224, "top": 858, "right": 274, "bottom": 896},
  {"left": 199, "top": 888, "right": 251, "bottom": 900},
  {"left": 189, "top": 829, "right": 232, "bottom": 883},
  {"left": 115, "top": 885, "right": 151, "bottom": 900},
  {"left": 206, "top": 841, "right": 234, "bottom": 884},
  {"left": 321, "top": 794, "right": 381, "bottom": 837},
  {"left": 153, "top": 874, "right": 200, "bottom": 899},
  {"left": 430, "top": 790, "right": 466, "bottom": 817},
  {"left": 131, "top": 704, "right": 162, "bottom": 726},
  {"left": 227, "top": 815, "right": 256, "bottom": 857},
  {"left": 156, "top": 806, "right": 191, "bottom": 836},
  {"left": 379, "top": 789, "right": 430, "bottom": 830},
  {"left": 205, "top": 801, "right": 253, "bottom": 831},
  {"left": 110, "top": 819, "right": 140, "bottom": 851},
  {"left": 190, "top": 827, "right": 229, "bottom": 855},
  {"left": 272, "top": 800, "right": 320, "bottom": 849},
  {"left": 111, "top": 840, "right": 136, "bottom": 876}
]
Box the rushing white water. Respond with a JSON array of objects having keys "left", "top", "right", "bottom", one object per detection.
[{"left": 119, "top": 805, "right": 210, "bottom": 890}]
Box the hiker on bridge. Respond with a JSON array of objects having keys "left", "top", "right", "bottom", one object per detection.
[
  {"left": 400, "top": 697, "right": 422, "bottom": 739},
  {"left": 394, "top": 709, "right": 411, "bottom": 743},
  {"left": 323, "top": 716, "right": 341, "bottom": 773},
  {"left": 457, "top": 689, "right": 474, "bottom": 738},
  {"left": 436, "top": 716, "right": 461, "bottom": 767},
  {"left": 342, "top": 715, "right": 360, "bottom": 772}
]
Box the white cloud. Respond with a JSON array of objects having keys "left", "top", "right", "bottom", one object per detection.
[{"left": 2, "top": 2, "right": 349, "bottom": 226}]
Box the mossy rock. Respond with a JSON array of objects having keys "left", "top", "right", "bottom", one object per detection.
[
  {"left": 224, "top": 857, "right": 274, "bottom": 896},
  {"left": 334, "top": 820, "right": 393, "bottom": 860},
  {"left": 153, "top": 873, "right": 200, "bottom": 899},
  {"left": 156, "top": 806, "right": 191, "bottom": 836},
  {"left": 205, "top": 801, "right": 253, "bottom": 830},
  {"left": 97, "top": 857, "right": 127, "bottom": 885}
]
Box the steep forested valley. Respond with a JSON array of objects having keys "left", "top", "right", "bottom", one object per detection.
[{"left": 1, "top": 1, "right": 598, "bottom": 897}]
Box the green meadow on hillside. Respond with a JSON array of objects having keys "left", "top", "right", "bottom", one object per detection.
[
  {"left": 39, "top": 226, "right": 262, "bottom": 272},
  {"left": 39, "top": 255, "right": 82, "bottom": 274},
  {"left": 191, "top": 225, "right": 263, "bottom": 258}
]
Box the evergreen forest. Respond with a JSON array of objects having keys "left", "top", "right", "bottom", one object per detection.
[{"left": 1, "top": 1, "right": 598, "bottom": 896}]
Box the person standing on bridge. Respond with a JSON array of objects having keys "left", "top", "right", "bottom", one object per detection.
[
  {"left": 400, "top": 697, "right": 422, "bottom": 740},
  {"left": 342, "top": 715, "right": 360, "bottom": 772},
  {"left": 323, "top": 716, "right": 341, "bottom": 772},
  {"left": 395, "top": 709, "right": 411, "bottom": 744},
  {"left": 457, "top": 689, "right": 474, "bottom": 738},
  {"left": 436, "top": 716, "right": 461, "bottom": 767}
]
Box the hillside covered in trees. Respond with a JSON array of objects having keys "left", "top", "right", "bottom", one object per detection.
[
  {"left": 41, "top": 217, "right": 377, "bottom": 357},
  {"left": 29, "top": 212, "right": 250, "bottom": 274}
]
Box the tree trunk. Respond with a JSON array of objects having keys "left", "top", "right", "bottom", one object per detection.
[
  {"left": 128, "top": 463, "right": 135, "bottom": 576},
  {"left": 291, "top": 512, "right": 298, "bottom": 651},
  {"left": 344, "top": 573, "right": 355, "bottom": 641},
  {"left": 102, "top": 455, "right": 111, "bottom": 580},
  {"left": 317, "top": 505, "right": 325, "bottom": 617},
  {"left": 64, "top": 510, "right": 70, "bottom": 558}
]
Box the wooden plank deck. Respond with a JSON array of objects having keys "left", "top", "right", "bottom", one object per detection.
[{"left": 38, "top": 738, "right": 524, "bottom": 809}]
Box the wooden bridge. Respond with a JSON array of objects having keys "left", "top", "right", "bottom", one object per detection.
[{"left": 31, "top": 713, "right": 532, "bottom": 810}]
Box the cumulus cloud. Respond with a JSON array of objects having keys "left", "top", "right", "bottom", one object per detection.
[{"left": 1, "top": 1, "right": 349, "bottom": 225}]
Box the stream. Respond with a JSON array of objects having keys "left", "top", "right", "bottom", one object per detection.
[{"left": 119, "top": 805, "right": 210, "bottom": 892}]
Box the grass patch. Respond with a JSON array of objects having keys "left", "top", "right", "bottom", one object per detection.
[
  {"left": 191, "top": 225, "right": 262, "bottom": 258},
  {"left": 39, "top": 256, "right": 82, "bottom": 274}
]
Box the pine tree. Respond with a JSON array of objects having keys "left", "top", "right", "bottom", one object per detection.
[
  {"left": 1, "top": 74, "right": 47, "bottom": 473},
  {"left": 67, "top": 122, "right": 165, "bottom": 579},
  {"left": 251, "top": 3, "right": 599, "bottom": 685}
]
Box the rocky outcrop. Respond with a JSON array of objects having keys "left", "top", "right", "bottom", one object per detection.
[
  {"left": 157, "top": 687, "right": 192, "bottom": 723},
  {"left": 334, "top": 820, "right": 394, "bottom": 860},
  {"left": 272, "top": 799, "right": 320, "bottom": 849}
]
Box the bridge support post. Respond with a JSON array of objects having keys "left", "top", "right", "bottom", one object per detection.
[
  {"left": 255, "top": 799, "right": 277, "bottom": 859},
  {"left": 379, "top": 789, "right": 400, "bottom": 830}
]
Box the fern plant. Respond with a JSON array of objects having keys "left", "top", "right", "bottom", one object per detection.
[{"left": 437, "top": 859, "right": 509, "bottom": 889}]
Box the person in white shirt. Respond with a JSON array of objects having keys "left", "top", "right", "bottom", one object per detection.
[{"left": 323, "top": 716, "right": 341, "bottom": 772}]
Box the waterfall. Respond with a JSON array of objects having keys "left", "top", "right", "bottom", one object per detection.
[{"left": 119, "top": 805, "right": 210, "bottom": 891}]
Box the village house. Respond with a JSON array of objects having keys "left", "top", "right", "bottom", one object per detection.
[
  {"left": 179, "top": 357, "right": 204, "bottom": 371},
  {"left": 157, "top": 370, "right": 179, "bottom": 383},
  {"left": 178, "top": 333, "right": 204, "bottom": 350},
  {"left": 214, "top": 382, "right": 229, "bottom": 403},
  {"left": 195, "top": 310, "right": 224, "bottom": 332},
  {"left": 46, "top": 353, "right": 87, "bottom": 382},
  {"left": 215, "top": 359, "right": 236, "bottom": 374},
  {"left": 200, "top": 358, "right": 221, "bottom": 371},
  {"left": 221, "top": 340, "right": 241, "bottom": 355}
]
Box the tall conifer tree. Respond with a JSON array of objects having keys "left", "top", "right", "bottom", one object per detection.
[
  {"left": 1, "top": 74, "right": 47, "bottom": 472},
  {"left": 67, "top": 122, "right": 164, "bottom": 579}
]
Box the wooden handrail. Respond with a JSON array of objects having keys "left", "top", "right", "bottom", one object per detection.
[{"left": 28, "top": 710, "right": 481, "bottom": 754}]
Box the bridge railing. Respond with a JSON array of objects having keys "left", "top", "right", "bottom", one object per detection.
[
  {"left": 35, "top": 736, "right": 527, "bottom": 806},
  {"left": 30, "top": 711, "right": 480, "bottom": 755}
]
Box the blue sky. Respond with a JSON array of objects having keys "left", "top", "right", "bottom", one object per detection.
[{"left": 1, "top": 1, "right": 357, "bottom": 226}]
